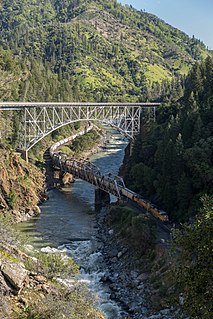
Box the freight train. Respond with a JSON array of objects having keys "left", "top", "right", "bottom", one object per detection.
[
  {"left": 49, "top": 134, "right": 169, "bottom": 222},
  {"left": 121, "top": 188, "right": 169, "bottom": 222}
]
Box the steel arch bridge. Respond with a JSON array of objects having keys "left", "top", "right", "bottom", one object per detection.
[{"left": 0, "top": 102, "right": 160, "bottom": 152}]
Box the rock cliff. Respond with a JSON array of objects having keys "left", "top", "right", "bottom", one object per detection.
[{"left": 0, "top": 149, "right": 46, "bottom": 222}]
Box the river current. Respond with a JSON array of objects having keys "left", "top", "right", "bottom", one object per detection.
[{"left": 18, "top": 130, "right": 129, "bottom": 318}]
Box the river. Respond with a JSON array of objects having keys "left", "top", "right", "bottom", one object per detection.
[{"left": 17, "top": 130, "right": 129, "bottom": 318}]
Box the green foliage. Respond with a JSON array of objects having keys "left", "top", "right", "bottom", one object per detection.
[
  {"left": 70, "top": 129, "right": 100, "bottom": 155},
  {"left": 124, "top": 56, "right": 213, "bottom": 221},
  {"left": 59, "top": 145, "right": 73, "bottom": 155},
  {"left": 0, "top": 0, "right": 209, "bottom": 112},
  {"left": 6, "top": 189, "right": 17, "bottom": 209},
  {"left": 0, "top": 214, "right": 28, "bottom": 246},
  {"left": 0, "top": 249, "right": 19, "bottom": 263},
  {"left": 0, "top": 0, "right": 210, "bottom": 148},
  {"left": 172, "top": 195, "right": 213, "bottom": 318},
  {"left": 26, "top": 251, "right": 80, "bottom": 279},
  {"left": 109, "top": 205, "right": 156, "bottom": 255},
  {"left": 19, "top": 284, "right": 104, "bottom": 319}
]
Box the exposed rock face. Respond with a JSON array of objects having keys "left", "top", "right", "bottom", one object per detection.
[
  {"left": 0, "top": 192, "right": 8, "bottom": 209},
  {"left": 0, "top": 266, "right": 11, "bottom": 295},
  {"left": 0, "top": 149, "right": 46, "bottom": 222},
  {"left": 1, "top": 262, "right": 28, "bottom": 292},
  {"left": 62, "top": 172, "right": 74, "bottom": 185},
  {"left": 0, "top": 244, "right": 30, "bottom": 296}
]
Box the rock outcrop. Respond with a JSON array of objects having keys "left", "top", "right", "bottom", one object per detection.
[
  {"left": 0, "top": 149, "right": 46, "bottom": 222},
  {"left": 62, "top": 172, "right": 74, "bottom": 185},
  {"left": 1, "top": 261, "right": 28, "bottom": 292}
]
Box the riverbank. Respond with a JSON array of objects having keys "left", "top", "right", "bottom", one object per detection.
[{"left": 0, "top": 224, "right": 105, "bottom": 319}]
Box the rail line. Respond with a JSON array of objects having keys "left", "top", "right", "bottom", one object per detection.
[{"left": 49, "top": 129, "right": 169, "bottom": 224}]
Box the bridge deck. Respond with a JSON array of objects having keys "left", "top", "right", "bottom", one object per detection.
[{"left": 0, "top": 102, "right": 161, "bottom": 110}]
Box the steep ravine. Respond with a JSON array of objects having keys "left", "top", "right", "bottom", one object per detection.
[
  {"left": 0, "top": 149, "right": 47, "bottom": 318},
  {"left": 0, "top": 133, "right": 182, "bottom": 319},
  {"left": 16, "top": 132, "right": 184, "bottom": 319},
  {"left": 0, "top": 143, "right": 106, "bottom": 319}
]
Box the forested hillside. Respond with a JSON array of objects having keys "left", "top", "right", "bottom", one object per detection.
[
  {"left": 0, "top": 0, "right": 212, "bottom": 215},
  {"left": 0, "top": 2, "right": 212, "bottom": 318},
  {"left": 123, "top": 56, "right": 213, "bottom": 222},
  {"left": 0, "top": 0, "right": 208, "bottom": 104}
]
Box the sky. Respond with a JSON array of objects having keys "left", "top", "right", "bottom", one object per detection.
[{"left": 119, "top": 0, "right": 213, "bottom": 49}]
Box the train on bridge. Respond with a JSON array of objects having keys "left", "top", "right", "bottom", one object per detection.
[
  {"left": 120, "top": 188, "right": 169, "bottom": 222},
  {"left": 50, "top": 144, "right": 169, "bottom": 222}
]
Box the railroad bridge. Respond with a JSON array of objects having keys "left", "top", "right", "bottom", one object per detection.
[
  {"left": 49, "top": 125, "right": 125, "bottom": 205},
  {"left": 0, "top": 102, "right": 160, "bottom": 160},
  {"left": 0, "top": 103, "right": 169, "bottom": 221},
  {"left": 52, "top": 154, "right": 124, "bottom": 206}
]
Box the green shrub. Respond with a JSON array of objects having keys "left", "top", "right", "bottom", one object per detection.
[
  {"left": 32, "top": 252, "right": 80, "bottom": 279},
  {"left": 70, "top": 129, "right": 100, "bottom": 155},
  {"left": 20, "top": 285, "right": 105, "bottom": 319},
  {"left": 6, "top": 189, "right": 17, "bottom": 209},
  {"left": 0, "top": 214, "right": 26, "bottom": 246},
  {"left": 109, "top": 205, "right": 156, "bottom": 254}
]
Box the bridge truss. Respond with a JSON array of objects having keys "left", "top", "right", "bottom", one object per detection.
[{"left": 0, "top": 102, "right": 160, "bottom": 151}]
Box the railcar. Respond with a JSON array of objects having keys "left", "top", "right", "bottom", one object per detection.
[{"left": 121, "top": 188, "right": 169, "bottom": 222}]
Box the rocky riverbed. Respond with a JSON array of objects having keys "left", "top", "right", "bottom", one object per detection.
[{"left": 94, "top": 207, "right": 183, "bottom": 319}]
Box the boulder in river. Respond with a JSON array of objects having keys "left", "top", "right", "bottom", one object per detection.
[{"left": 62, "top": 172, "right": 74, "bottom": 185}]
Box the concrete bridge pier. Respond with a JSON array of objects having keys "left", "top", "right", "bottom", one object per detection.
[
  {"left": 52, "top": 169, "right": 63, "bottom": 187},
  {"left": 95, "top": 188, "right": 110, "bottom": 212}
]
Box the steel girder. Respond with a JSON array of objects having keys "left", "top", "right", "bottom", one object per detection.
[{"left": 0, "top": 103, "right": 159, "bottom": 151}]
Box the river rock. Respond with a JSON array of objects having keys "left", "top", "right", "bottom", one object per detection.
[
  {"left": 108, "top": 229, "right": 114, "bottom": 235},
  {"left": 12, "top": 209, "right": 23, "bottom": 223},
  {"left": 0, "top": 272, "right": 11, "bottom": 295},
  {"left": 130, "top": 270, "right": 139, "bottom": 279},
  {"left": 25, "top": 208, "right": 36, "bottom": 217},
  {"left": 137, "top": 273, "right": 149, "bottom": 282},
  {"left": 108, "top": 247, "right": 119, "bottom": 258},
  {"left": 34, "top": 275, "right": 47, "bottom": 284},
  {"left": 117, "top": 251, "right": 123, "bottom": 258},
  {"left": 0, "top": 192, "right": 8, "bottom": 209},
  {"left": 33, "top": 205, "right": 41, "bottom": 215},
  {"left": 100, "top": 273, "right": 112, "bottom": 283},
  {"left": 1, "top": 262, "right": 28, "bottom": 292},
  {"left": 62, "top": 172, "right": 74, "bottom": 185}
]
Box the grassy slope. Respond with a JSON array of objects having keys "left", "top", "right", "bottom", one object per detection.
[{"left": 0, "top": 0, "right": 210, "bottom": 103}]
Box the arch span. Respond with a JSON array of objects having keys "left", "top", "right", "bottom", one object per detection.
[
  {"left": 21, "top": 118, "right": 133, "bottom": 152},
  {"left": 0, "top": 102, "right": 159, "bottom": 151}
]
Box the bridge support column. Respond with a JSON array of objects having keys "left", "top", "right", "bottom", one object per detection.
[
  {"left": 95, "top": 188, "right": 110, "bottom": 211},
  {"left": 53, "top": 169, "right": 63, "bottom": 187},
  {"left": 21, "top": 150, "right": 28, "bottom": 163}
]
